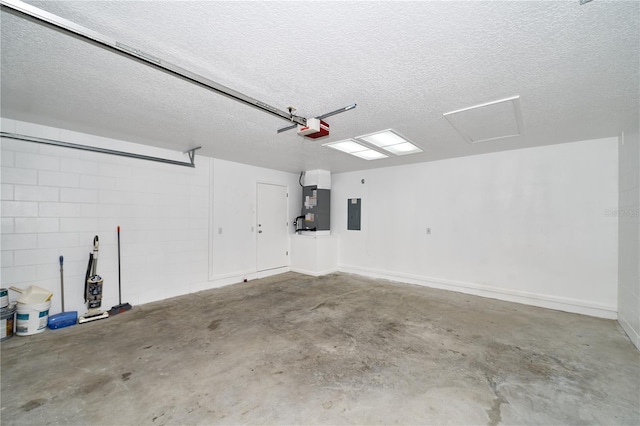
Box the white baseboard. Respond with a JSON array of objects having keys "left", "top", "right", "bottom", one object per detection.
[
  {"left": 205, "top": 270, "right": 256, "bottom": 287},
  {"left": 188, "top": 267, "right": 291, "bottom": 294},
  {"left": 201, "top": 266, "right": 292, "bottom": 288},
  {"left": 618, "top": 315, "right": 640, "bottom": 351},
  {"left": 139, "top": 268, "right": 292, "bottom": 306},
  {"left": 290, "top": 267, "right": 338, "bottom": 277},
  {"left": 257, "top": 266, "right": 290, "bottom": 279},
  {"left": 338, "top": 264, "right": 617, "bottom": 319}
]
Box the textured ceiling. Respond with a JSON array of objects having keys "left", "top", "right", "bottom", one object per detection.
[{"left": 1, "top": 1, "right": 638, "bottom": 173}]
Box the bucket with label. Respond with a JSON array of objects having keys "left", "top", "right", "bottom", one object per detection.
[
  {"left": 16, "top": 300, "right": 51, "bottom": 336},
  {"left": 0, "top": 288, "right": 8, "bottom": 308},
  {"left": 1, "top": 303, "right": 16, "bottom": 341}
]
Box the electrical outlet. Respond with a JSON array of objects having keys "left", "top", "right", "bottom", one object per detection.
[{"left": 426, "top": 228, "right": 431, "bottom": 235}]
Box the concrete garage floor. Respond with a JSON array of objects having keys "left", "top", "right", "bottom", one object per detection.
[{"left": 1, "top": 272, "right": 639, "bottom": 425}]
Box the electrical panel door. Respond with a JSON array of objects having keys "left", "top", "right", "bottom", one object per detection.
[
  {"left": 302, "top": 186, "right": 330, "bottom": 231},
  {"left": 347, "top": 198, "right": 361, "bottom": 230}
]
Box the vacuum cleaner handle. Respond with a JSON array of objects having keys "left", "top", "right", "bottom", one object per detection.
[
  {"left": 84, "top": 253, "right": 93, "bottom": 303},
  {"left": 91, "top": 235, "right": 99, "bottom": 275},
  {"left": 59, "top": 255, "right": 65, "bottom": 312}
]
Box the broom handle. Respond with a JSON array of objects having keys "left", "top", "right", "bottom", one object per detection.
[{"left": 117, "top": 226, "right": 122, "bottom": 305}]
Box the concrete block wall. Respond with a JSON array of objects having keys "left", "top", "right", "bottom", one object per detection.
[
  {"left": 1, "top": 119, "right": 211, "bottom": 314},
  {"left": 332, "top": 137, "right": 619, "bottom": 319},
  {"left": 618, "top": 128, "right": 640, "bottom": 350}
]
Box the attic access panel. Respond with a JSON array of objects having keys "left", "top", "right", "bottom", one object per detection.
[{"left": 443, "top": 96, "right": 524, "bottom": 144}]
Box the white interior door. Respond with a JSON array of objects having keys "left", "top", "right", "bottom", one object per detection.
[{"left": 257, "top": 183, "right": 288, "bottom": 271}]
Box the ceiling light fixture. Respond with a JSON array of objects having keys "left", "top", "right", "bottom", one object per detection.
[
  {"left": 356, "top": 129, "right": 423, "bottom": 156},
  {"left": 323, "top": 139, "right": 388, "bottom": 160}
]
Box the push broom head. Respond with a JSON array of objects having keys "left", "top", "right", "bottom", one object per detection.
[{"left": 108, "top": 303, "right": 132, "bottom": 316}]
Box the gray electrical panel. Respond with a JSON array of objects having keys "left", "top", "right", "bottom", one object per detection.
[
  {"left": 347, "top": 198, "right": 361, "bottom": 230},
  {"left": 301, "top": 186, "right": 330, "bottom": 231}
]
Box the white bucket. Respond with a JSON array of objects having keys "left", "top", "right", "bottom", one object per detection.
[
  {"left": 16, "top": 300, "right": 51, "bottom": 336},
  {"left": 1, "top": 303, "right": 16, "bottom": 341},
  {"left": 0, "top": 288, "right": 8, "bottom": 308}
]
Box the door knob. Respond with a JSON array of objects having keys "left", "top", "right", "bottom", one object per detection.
[{"left": 258, "top": 230, "right": 263, "bottom": 233}]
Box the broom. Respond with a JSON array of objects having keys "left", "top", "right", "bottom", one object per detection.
[
  {"left": 47, "top": 255, "right": 78, "bottom": 329},
  {"left": 109, "top": 226, "right": 132, "bottom": 315}
]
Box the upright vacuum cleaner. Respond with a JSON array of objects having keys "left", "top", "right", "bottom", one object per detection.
[{"left": 79, "top": 236, "right": 109, "bottom": 324}]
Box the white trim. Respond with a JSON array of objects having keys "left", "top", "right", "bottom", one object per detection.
[
  {"left": 618, "top": 315, "right": 640, "bottom": 351},
  {"left": 200, "top": 270, "right": 257, "bottom": 290},
  {"left": 338, "top": 264, "right": 617, "bottom": 319},
  {"left": 208, "top": 157, "right": 215, "bottom": 281},
  {"left": 291, "top": 267, "right": 338, "bottom": 277},
  {"left": 209, "top": 269, "right": 255, "bottom": 281},
  {"left": 197, "top": 267, "right": 291, "bottom": 293},
  {"left": 444, "top": 95, "right": 521, "bottom": 116},
  {"left": 193, "top": 267, "right": 291, "bottom": 294},
  {"left": 256, "top": 181, "right": 289, "bottom": 273},
  {"left": 257, "top": 266, "right": 290, "bottom": 279}
]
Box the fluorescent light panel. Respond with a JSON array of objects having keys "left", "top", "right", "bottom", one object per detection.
[
  {"left": 356, "top": 129, "right": 423, "bottom": 156},
  {"left": 383, "top": 142, "right": 422, "bottom": 155},
  {"left": 351, "top": 149, "right": 388, "bottom": 160},
  {"left": 360, "top": 131, "right": 406, "bottom": 147},
  {"left": 324, "top": 140, "right": 368, "bottom": 154},
  {"left": 323, "top": 139, "right": 388, "bottom": 160}
]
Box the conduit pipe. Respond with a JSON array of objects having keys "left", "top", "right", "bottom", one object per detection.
[{"left": 0, "top": 132, "right": 201, "bottom": 168}]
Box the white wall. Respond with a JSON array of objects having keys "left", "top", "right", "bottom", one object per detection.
[
  {"left": 618, "top": 128, "right": 640, "bottom": 349},
  {"left": 1, "top": 117, "right": 624, "bottom": 325},
  {"left": 1, "top": 119, "right": 300, "bottom": 315},
  {"left": 332, "top": 138, "right": 619, "bottom": 318},
  {"left": 208, "top": 158, "right": 301, "bottom": 285}
]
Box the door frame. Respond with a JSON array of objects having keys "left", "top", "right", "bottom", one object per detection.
[{"left": 256, "top": 181, "right": 290, "bottom": 275}]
